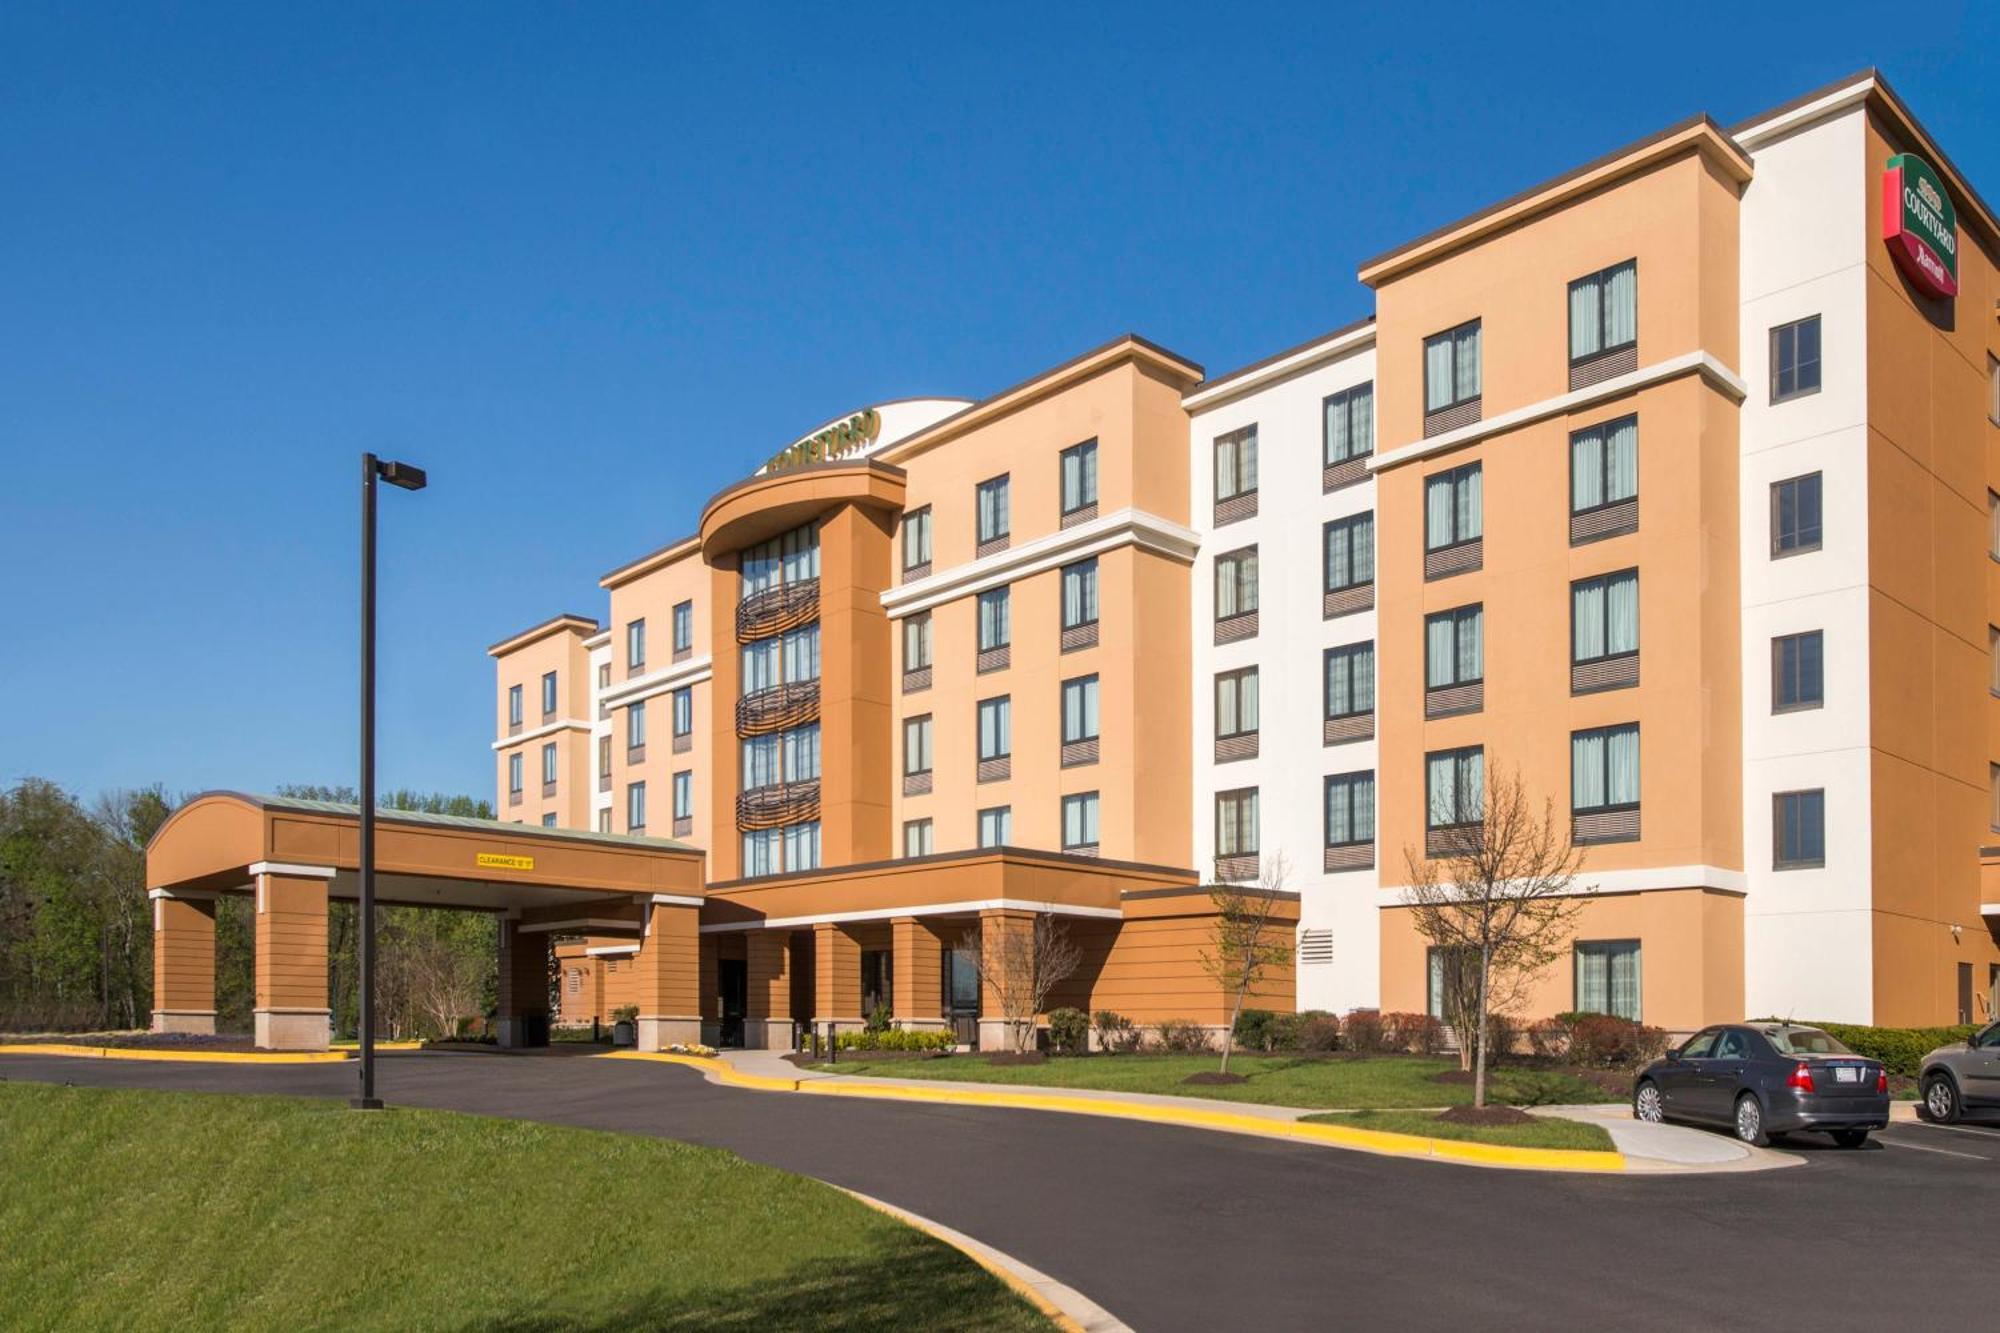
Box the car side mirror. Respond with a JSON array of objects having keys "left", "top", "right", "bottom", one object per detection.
[{"left": 1664, "top": 1044, "right": 1680, "bottom": 1060}]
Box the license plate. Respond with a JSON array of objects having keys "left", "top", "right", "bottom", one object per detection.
[{"left": 1834, "top": 1066, "right": 1860, "bottom": 1084}]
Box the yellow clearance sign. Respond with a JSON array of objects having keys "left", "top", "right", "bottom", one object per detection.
[{"left": 476, "top": 852, "right": 535, "bottom": 872}]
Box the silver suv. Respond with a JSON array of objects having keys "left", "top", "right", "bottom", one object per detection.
[{"left": 1919, "top": 1020, "right": 2000, "bottom": 1123}]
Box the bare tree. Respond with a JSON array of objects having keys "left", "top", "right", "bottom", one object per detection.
[
  {"left": 959, "top": 915, "right": 1082, "bottom": 1053},
  {"left": 1402, "top": 765, "right": 1588, "bottom": 1108},
  {"left": 1200, "top": 852, "right": 1294, "bottom": 1074}
]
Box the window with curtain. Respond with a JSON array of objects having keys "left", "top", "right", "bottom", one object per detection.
[
  {"left": 1424, "top": 605, "right": 1483, "bottom": 688},
  {"left": 1568, "top": 259, "right": 1638, "bottom": 361},
  {"left": 672, "top": 688, "right": 692, "bottom": 736},
  {"left": 672, "top": 771, "right": 691, "bottom": 819},
  {"left": 1324, "top": 512, "right": 1375, "bottom": 591},
  {"left": 977, "top": 587, "right": 1011, "bottom": 650},
  {"left": 598, "top": 735, "right": 611, "bottom": 777},
  {"left": 1423, "top": 320, "right": 1482, "bottom": 412},
  {"left": 1063, "top": 792, "right": 1100, "bottom": 849},
  {"left": 1215, "top": 668, "right": 1259, "bottom": 740},
  {"left": 1770, "top": 315, "right": 1822, "bottom": 403},
  {"left": 903, "top": 507, "right": 932, "bottom": 569},
  {"left": 1323, "top": 383, "right": 1375, "bottom": 465},
  {"left": 1571, "top": 416, "right": 1638, "bottom": 513},
  {"left": 1216, "top": 788, "right": 1259, "bottom": 856},
  {"left": 741, "top": 523, "right": 820, "bottom": 595},
  {"left": 904, "top": 613, "right": 932, "bottom": 671},
  {"left": 741, "top": 733, "right": 781, "bottom": 790},
  {"left": 1571, "top": 724, "right": 1640, "bottom": 813},
  {"left": 977, "top": 696, "right": 1011, "bottom": 760},
  {"left": 1062, "top": 559, "right": 1099, "bottom": 628},
  {"left": 541, "top": 671, "right": 557, "bottom": 715},
  {"left": 627, "top": 701, "right": 647, "bottom": 750},
  {"left": 1325, "top": 771, "right": 1376, "bottom": 848},
  {"left": 1575, "top": 941, "right": 1642, "bottom": 1021},
  {"left": 1424, "top": 463, "right": 1482, "bottom": 550},
  {"left": 1215, "top": 548, "right": 1259, "bottom": 619},
  {"left": 1060, "top": 439, "right": 1098, "bottom": 514},
  {"left": 782, "top": 623, "right": 820, "bottom": 682},
  {"left": 782, "top": 723, "right": 820, "bottom": 783},
  {"left": 626, "top": 781, "right": 646, "bottom": 831},
  {"left": 903, "top": 715, "right": 933, "bottom": 775},
  {"left": 1324, "top": 642, "right": 1375, "bottom": 719},
  {"left": 1215, "top": 425, "right": 1258, "bottom": 501},
  {"left": 1772, "top": 473, "right": 1823, "bottom": 556},
  {"left": 904, "top": 818, "right": 933, "bottom": 857},
  {"left": 1062, "top": 675, "right": 1100, "bottom": 743},
  {"left": 672, "top": 601, "right": 693, "bottom": 652},
  {"left": 976, "top": 475, "right": 1011, "bottom": 542},
  {"left": 782, "top": 821, "right": 820, "bottom": 872},
  {"left": 627, "top": 619, "right": 646, "bottom": 669},
  {"left": 978, "top": 806, "right": 1012, "bottom": 848},
  {"left": 508, "top": 684, "right": 522, "bottom": 726},
  {"left": 1428, "top": 947, "right": 1477, "bottom": 1020},
  {"left": 541, "top": 742, "right": 557, "bottom": 784},
  {"left": 741, "top": 827, "right": 780, "bottom": 877},
  {"left": 1426, "top": 747, "right": 1483, "bottom": 828},
  {"left": 508, "top": 752, "right": 522, "bottom": 793},
  {"left": 741, "top": 637, "right": 779, "bottom": 693},
  {"left": 1774, "top": 789, "right": 1826, "bottom": 868},
  {"left": 1772, "top": 631, "right": 1824, "bottom": 711},
  {"left": 1572, "top": 570, "right": 1639, "bottom": 664}
]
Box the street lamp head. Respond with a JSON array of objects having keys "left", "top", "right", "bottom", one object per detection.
[{"left": 375, "top": 459, "right": 427, "bottom": 491}]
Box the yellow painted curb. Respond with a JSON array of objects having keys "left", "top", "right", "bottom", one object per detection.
[
  {"left": 598, "top": 1051, "right": 1624, "bottom": 1173},
  {"left": 837, "top": 1188, "right": 1089, "bottom": 1333},
  {"left": 0, "top": 1043, "right": 351, "bottom": 1064}
]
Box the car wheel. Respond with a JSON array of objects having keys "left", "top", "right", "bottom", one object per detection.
[
  {"left": 1831, "top": 1129, "right": 1869, "bottom": 1149},
  {"left": 1634, "top": 1081, "right": 1665, "bottom": 1124},
  {"left": 1922, "top": 1073, "right": 1962, "bottom": 1125},
  {"left": 1733, "top": 1093, "right": 1769, "bottom": 1147}
]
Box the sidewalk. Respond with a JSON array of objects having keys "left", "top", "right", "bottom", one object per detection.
[{"left": 702, "top": 1049, "right": 1780, "bottom": 1174}]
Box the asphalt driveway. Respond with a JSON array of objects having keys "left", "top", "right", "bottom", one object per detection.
[{"left": 3, "top": 1051, "right": 1993, "bottom": 1332}]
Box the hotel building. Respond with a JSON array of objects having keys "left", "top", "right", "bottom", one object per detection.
[{"left": 475, "top": 69, "right": 1999, "bottom": 1052}]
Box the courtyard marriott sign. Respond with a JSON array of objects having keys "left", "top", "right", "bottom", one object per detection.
[
  {"left": 762, "top": 408, "right": 884, "bottom": 474},
  {"left": 1882, "top": 152, "right": 1958, "bottom": 300}
]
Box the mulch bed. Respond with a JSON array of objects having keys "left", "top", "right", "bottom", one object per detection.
[
  {"left": 0, "top": 1031, "right": 257, "bottom": 1051},
  {"left": 1181, "top": 1071, "right": 1249, "bottom": 1086},
  {"left": 1437, "top": 1104, "right": 1535, "bottom": 1127},
  {"left": 980, "top": 1051, "right": 1047, "bottom": 1067}
]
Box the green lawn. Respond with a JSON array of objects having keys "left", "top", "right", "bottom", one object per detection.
[
  {"left": 811, "top": 1053, "right": 1619, "bottom": 1110},
  {"left": 0, "top": 1083, "right": 1051, "bottom": 1332},
  {"left": 1299, "top": 1108, "right": 1617, "bottom": 1151}
]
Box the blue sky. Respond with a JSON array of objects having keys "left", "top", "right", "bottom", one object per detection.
[{"left": 2, "top": 2, "right": 1994, "bottom": 806}]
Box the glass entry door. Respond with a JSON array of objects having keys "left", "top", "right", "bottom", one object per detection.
[
  {"left": 717, "top": 958, "right": 747, "bottom": 1048},
  {"left": 943, "top": 946, "right": 980, "bottom": 1048}
]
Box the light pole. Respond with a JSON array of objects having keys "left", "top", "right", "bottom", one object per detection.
[{"left": 355, "top": 452, "right": 426, "bottom": 1110}]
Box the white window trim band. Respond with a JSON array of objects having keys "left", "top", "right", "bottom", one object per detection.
[
  {"left": 881, "top": 508, "right": 1200, "bottom": 621},
  {"left": 490, "top": 718, "right": 595, "bottom": 752},
  {"left": 596, "top": 655, "right": 715, "bottom": 712},
  {"left": 700, "top": 896, "right": 1124, "bottom": 934}
]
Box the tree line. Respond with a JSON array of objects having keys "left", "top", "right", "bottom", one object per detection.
[{"left": 0, "top": 778, "right": 500, "bottom": 1038}]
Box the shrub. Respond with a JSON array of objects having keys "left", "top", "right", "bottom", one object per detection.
[
  {"left": 1526, "top": 1022, "right": 1568, "bottom": 1060},
  {"left": 1763, "top": 1020, "right": 1979, "bottom": 1077},
  {"left": 1483, "top": 1012, "right": 1520, "bottom": 1060},
  {"left": 1294, "top": 1011, "right": 1342, "bottom": 1053},
  {"left": 1092, "top": 1009, "right": 1141, "bottom": 1053},
  {"left": 864, "top": 1002, "right": 893, "bottom": 1035},
  {"left": 1341, "top": 1008, "right": 1387, "bottom": 1054},
  {"left": 1232, "top": 1008, "right": 1278, "bottom": 1052},
  {"left": 611, "top": 1005, "right": 639, "bottom": 1024},
  {"left": 1555, "top": 1012, "right": 1669, "bottom": 1068},
  {"left": 1155, "top": 1019, "right": 1213, "bottom": 1053},
  {"left": 1047, "top": 1007, "right": 1090, "bottom": 1056},
  {"left": 835, "top": 1028, "right": 957, "bottom": 1053},
  {"left": 1381, "top": 1011, "right": 1444, "bottom": 1055}
]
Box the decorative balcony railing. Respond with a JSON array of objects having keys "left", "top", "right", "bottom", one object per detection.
[
  {"left": 736, "top": 578, "right": 820, "bottom": 643},
  {"left": 736, "top": 679, "right": 820, "bottom": 736},
  {"left": 736, "top": 778, "right": 821, "bottom": 831}
]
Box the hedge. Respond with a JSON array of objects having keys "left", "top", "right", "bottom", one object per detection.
[{"left": 1772, "top": 1020, "right": 1978, "bottom": 1077}]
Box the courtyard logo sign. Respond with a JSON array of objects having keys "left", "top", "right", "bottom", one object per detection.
[
  {"left": 762, "top": 408, "right": 883, "bottom": 474},
  {"left": 476, "top": 852, "right": 535, "bottom": 871},
  {"left": 1882, "top": 153, "right": 1958, "bottom": 300}
]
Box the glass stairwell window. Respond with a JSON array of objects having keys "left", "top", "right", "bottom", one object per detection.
[
  {"left": 1570, "top": 416, "right": 1638, "bottom": 543},
  {"left": 1568, "top": 259, "right": 1637, "bottom": 387}
]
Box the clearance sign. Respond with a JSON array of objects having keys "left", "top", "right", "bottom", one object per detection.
[
  {"left": 1882, "top": 153, "right": 1958, "bottom": 300},
  {"left": 476, "top": 852, "right": 535, "bottom": 872}
]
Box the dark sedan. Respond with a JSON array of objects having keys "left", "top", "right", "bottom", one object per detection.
[{"left": 1633, "top": 1023, "right": 1889, "bottom": 1147}]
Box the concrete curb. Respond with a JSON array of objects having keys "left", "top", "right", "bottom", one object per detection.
[
  {"left": 599, "top": 1051, "right": 1628, "bottom": 1174},
  {"left": 836, "top": 1186, "right": 1129, "bottom": 1333},
  {"left": 0, "top": 1042, "right": 353, "bottom": 1064}
]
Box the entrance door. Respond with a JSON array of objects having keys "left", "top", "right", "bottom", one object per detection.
[
  {"left": 717, "top": 958, "right": 747, "bottom": 1049},
  {"left": 943, "top": 945, "right": 980, "bottom": 1048}
]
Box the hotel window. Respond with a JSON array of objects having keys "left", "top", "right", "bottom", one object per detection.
[
  {"left": 782, "top": 821, "right": 820, "bottom": 873},
  {"left": 1568, "top": 259, "right": 1637, "bottom": 363},
  {"left": 1570, "top": 416, "right": 1638, "bottom": 542},
  {"left": 597, "top": 809, "right": 611, "bottom": 834},
  {"left": 1325, "top": 771, "right": 1374, "bottom": 848},
  {"left": 1575, "top": 941, "right": 1642, "bottom": 1022},
  {"left": 627, "top": 780, "right": 647, "bottom": 832},
  {"left": 597, "top": 662, "right": 611, "bottom": 691},
  {"left": 903, "top": 611, "right": 933, "bottom": 690},
  {"left": 978, "top": 805, "right": 1012, "bottom": 848},
  {"left": 903, "top": 505, "right": 933, "bottom": 574},
  {"left": 1214, "top": 425, "right": 1258, "bottom": 522},
  {"left": 740, "top": 523, "right": 821, "bottom": 598},
  {"left": 904, "top": 818, "right": 933, "bottom": 858},
  {"left": 542, "top": 813, "right": 557, "bottom": 828},
  {"left": 1990, "top": 765, "right": 2000, "bottom": 833},
  {"left": 977, "top": 587, "right": 1011, "bottom": 651},
  {"left": 1772, "top": 631, "right": 1824, "bottom": 712},
  {"left": 1323, "top": 382, "right": 1375, "bottom": 472},
  {"left": 626, "top": 701, "right": 646, "bottom": 752},
  {"left": 672, "top": 770, "right": 692, "bottom": 821},
  {"left": 1990, "top": 354, "right": 1999, "bottom": 425},
  {"left": 597, "top": 734, "right": 611, "bottom": 780},
  {"left": 1424, "top": 605, "right": 1483, "bottom": 709},
  {"left": 741, "top": 723, "right": 821, "bottom": 792},
  {"left": 1323, "top": 512, "right": 1375, "bottom": 597},
  {"left": 1060, "top": 439, "right": 1099, "bottom": 520},
  {"left": 1771, "top": 472, "right": 1823, "bottom": 557},
  {"left": 508, "top": 752, "right": 523, "bottom": 795},
  {"left": 1215, "top": 667, "right": 1259, "bottom": 742},
  {"left": 1571, "top": 724, "right": 1640, "bottom": 844},
  {"left": 1991, "top": 627, "right": 1999, "bottom": 694},
  {"left": 904, "top": 714, "right": 933, "bottom": 777},
  {"left": 1061, "top": 674, "right": 1100, "bottom": 763},
  {"left": 1424, "top": 463, "right": 1482, "bottom": 553},
  {"left": 672, "top": 600, "right": 693, "bottom": 657},
  {"left": 507, "top": 684, "right": 523, "bottom": 729},
  {"left": 1572, "top": 570, "right": 1638, "bottom": 693},
  {"left": 627, "top": 619, "right": 646, "bottom": 672},
  {"left": 541, "top": 741, "right": 557, "bottom": 786},
  {"left": 1324, "top": 642, "right": 1375, "bottom": 721},
  {"left": 741, "top": 827, "right": 780, "bottom": 878},
  {"left": 977, "top": 696, "right": 1011, "bottom": 778},
  {"left": 1062, "top": 792, "right": 1100, "bottom": 852},
  {"left": 1990, "top": 491, "right": 1999, "bottom": 560},
  {"left": 1061, "top": 558, "right": 1099, "bottom": 650},
  {"left": 541, "top": 671, "right": 557, "bottom": 717},
  {"left": 672, "top": 687, "right": 693, "bottom": 737},
  {"left": 1426, "top": 746, "right": 1484, "bottom": 832},
  {"left": 1773, "top": 789, "right": 1825, "bottom": 869},
  {"left": 1423, "top": 320, "right": 1481, "bottom": 425},
  {"left": 1770, "top": 314, "right": 1822, "bottom": 403},
  {"left": 1215, "top": 546, "right": 1258, "bottom": 619},
  {"left": 742, "top": 623, "right": 821, "bottom": 694},
  {"left": 976, "top": 474, "right": 1011, "bottom": 550},
  {"left": 1215, "top": 788, "right": 1259, "bottom": 864}
]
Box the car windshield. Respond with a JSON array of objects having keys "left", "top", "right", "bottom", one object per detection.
[{"left": 1764, "top": 1027, "right": 1851, "bottom": 1055}]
